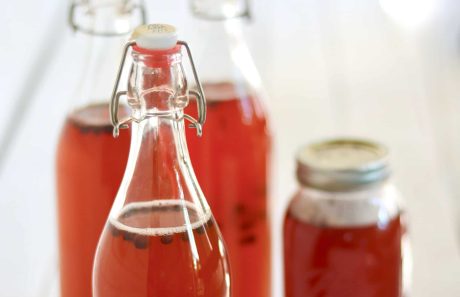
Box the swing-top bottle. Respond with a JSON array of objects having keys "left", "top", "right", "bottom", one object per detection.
[
  {"left": 56, "top": 1, "right": 145, "bottom": 296},
  {"left": 92, "top": 24, "right": 231, "bottom": 297},
  {"left": 185, "top": 1, "right": 271, "bottom": 296}
]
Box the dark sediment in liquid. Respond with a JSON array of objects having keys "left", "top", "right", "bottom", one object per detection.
[{"left": 94, "top": 200, "right": 229, "bottom": 297}]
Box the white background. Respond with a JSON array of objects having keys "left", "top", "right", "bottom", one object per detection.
[{"left": 1, "top": 0, "right": 460, "bottom": 296}]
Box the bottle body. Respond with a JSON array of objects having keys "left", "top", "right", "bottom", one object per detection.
[
  {"left": 184, "top": 18, "right": 271, "bottom": 297},
  {"left": 56, "top": 104, "right": 130, "bottom": 297},
  {"left": 55, "top": 2, "right": 141, "bottom": 295},
  {"left": 95, "top": 201, "right": 225, "bottom": 296},
  {"left": 93, "top": 116, "right": 231, "bottom": 297},
  {"left": 186, "top": 82, "right": 270, "bottom": 297}
]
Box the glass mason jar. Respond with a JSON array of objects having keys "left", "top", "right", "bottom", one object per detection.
[
  {"left": 184, "top": 1, "right": 272, "bottom": 297},
  {"left": 56, "top": 1, "right": 145, "bottom": 297},
  {"left": 284, "top": 139, "right": 411, "bottom": 297}
]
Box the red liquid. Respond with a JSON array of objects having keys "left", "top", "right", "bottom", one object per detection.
[
  {"left": 56, "top": 103, "right": 130, "bottom": 297},
  {"left": 93, "top": 200, "right": 230, "bottom": 297},
  {"left": 284, "top": 211, "right": 403, "bottom": 297},
  {"left": 186, "top": 82, "right": 271, "bottom": 297}
]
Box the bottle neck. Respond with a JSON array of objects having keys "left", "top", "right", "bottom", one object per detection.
[
  {"left": 187, "top": 19, "right": 242, "bottom": 81},
  {"left": 185, "top": 18, "right": 263, "bottom": 100},
  {"left": 128, "top": 47, "right": 187, "bottom": 121},
  {"left": 70, "top": 0, "right": 143, "bottom": 35},
  {"left": 72, "top": 33, "right": 128, "bottom": 108},
  {"left": 108, "top": 47, "right": 208, "bottom": 215},
  {"left": 110, "top": 108, "right": 208, "bottom": 217},
  {"left": 69, "top": 0, "right": 144, "bottom": 109}
]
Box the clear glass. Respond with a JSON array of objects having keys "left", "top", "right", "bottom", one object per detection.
[
  {"left": 283, "top": 182, "right": 411, "bottom": 297},
  {"left": 70, "top": 0, "right": 144, "bottom": 35},
  {"left": 190, "top": 0, "right": 249, "bottom": 20},
  {"left": 92, "top": 47, "right": 231, "bottom": 297},
  {"left": 56, "top": 2, "right": 141, "bottom": 297},
  {"left": 184, "top": 16, "right": 271, "bottom": 297}
]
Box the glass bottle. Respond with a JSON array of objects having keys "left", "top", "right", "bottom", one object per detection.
[
  {"left": 184, "top": 1, "right": 271, "bottom": 297},
  {"left": 92, "top": 24, "right": 231, "bottom": 297},
  {"left": 284, "top": 139, "right": 411, "bottom": 297},
  {"left": 56, "top": 1, "right": 145, "bottom": 297}
]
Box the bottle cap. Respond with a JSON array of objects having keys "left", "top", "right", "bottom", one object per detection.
[
  {"left": 131, "top": 24, "right": 178, "bottom": 50},
  {"left": 296, "top": 138, "right": 390, "bottom": 191}
]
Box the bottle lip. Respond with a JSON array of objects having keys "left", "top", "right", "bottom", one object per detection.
[
  {"left": 132, "top": 44, "right": 182, "bottom": 55},
  {"left": 131, "top": 44, "right": 182, "bottom": 66},
  {"left": 296, "top": 138, "right": 390, "bottom": 192},
  {"left": 69, "top": 1, "right": 146, "bottom": 36}
]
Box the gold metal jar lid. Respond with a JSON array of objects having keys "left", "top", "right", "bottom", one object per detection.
[{"left": 296, "top": 138, "right": 390, "bottom": 192}]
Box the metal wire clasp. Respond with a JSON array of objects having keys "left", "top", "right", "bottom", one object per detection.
[{"left": 109, "top": 40, "right": 207, "bottom": 138}]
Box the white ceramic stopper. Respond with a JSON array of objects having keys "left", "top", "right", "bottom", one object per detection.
[{"left": 131, "top": 24, "right": 178, "bottom": 50}]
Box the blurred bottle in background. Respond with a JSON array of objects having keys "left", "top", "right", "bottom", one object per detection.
[
  {"left": 284, "top": 139, "right": 411, "bottom": 297},
  {"left": 56, "top": 1, "right": 145, "bottom": 297},
  {"left": 184, "top": 1, "right": 272, "bottom": 296}
]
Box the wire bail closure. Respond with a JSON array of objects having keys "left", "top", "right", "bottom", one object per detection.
[{"left": 110, "top": 40, "right": 207, "bottom": 138}]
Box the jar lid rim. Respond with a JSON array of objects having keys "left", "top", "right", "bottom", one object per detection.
[{"left": 296, "top": 138, "right": 390, "bottom": 191}]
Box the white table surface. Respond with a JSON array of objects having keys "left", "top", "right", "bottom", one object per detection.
[{"left": 1, "top": 0, "right": 460, "bottom": 296}]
